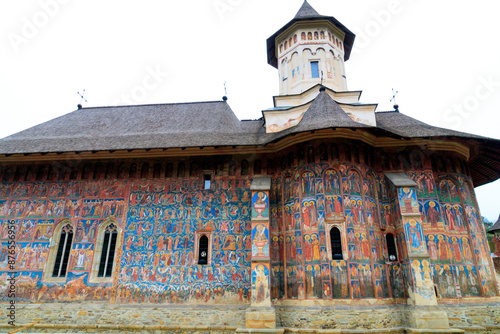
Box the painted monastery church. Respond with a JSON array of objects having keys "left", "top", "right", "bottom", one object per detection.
[{"left": 1, "top": 1, "right": 500, "bottom": 333}]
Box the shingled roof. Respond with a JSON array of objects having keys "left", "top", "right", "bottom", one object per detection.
[
  {"left": 1, "top": 91, "right": 499, "bottom": 186},
  {"left": 489, "top": 215, "right": 500, "bottom": 234},
  {"left": 294, "top": 1, "right": 321, "bottom": 19}
]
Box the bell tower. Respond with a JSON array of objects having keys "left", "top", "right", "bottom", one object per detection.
[{"left": 267, "top": 1, "right": 355, "bottom": 95}]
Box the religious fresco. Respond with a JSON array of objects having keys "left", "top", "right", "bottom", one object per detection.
[
  {"left": 252, "top": 263, "right": 270, "bottom": 305},
  {"left": 404, "top": 218, "right": 428, "bottom": 256},
  {"left": 0, "top": 149, "right": 497, "bottom": 306},
  {"left": 252, "top": 192, "right": 269, "bottom": 220},
  {"left": 252, "top": 223, "right": 269, "bottom": 258},
  {"left": 0, "top": 180, "right": 126, "bottom": 303},
  {"left": 119, "top": 177, "right": 251, "bottom": 305}
]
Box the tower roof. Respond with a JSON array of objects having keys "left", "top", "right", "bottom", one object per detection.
[
  {"left": 267, "top": 1, "right": 356, "bottom": 68},
  {"left": 294, "top": 0, "right": 321, "bottom": 19}
]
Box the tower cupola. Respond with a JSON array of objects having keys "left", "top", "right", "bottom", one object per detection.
[{"left": 266, "top": 1, "right": 355, "bottom": 95}]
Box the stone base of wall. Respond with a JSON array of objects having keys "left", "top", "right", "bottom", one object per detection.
[{"left": 1, "top": 302, "right": 500, "bottom": 333}]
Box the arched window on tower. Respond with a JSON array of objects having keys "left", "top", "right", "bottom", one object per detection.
[
  {"left": 198, "top": 235, "right": 209, "bottom": 265},
  {"left": 330, "top": 227, "right": 343, "bottom": 260},
  {"left": 52, "top": 224, "right": 74, "bottom": 278},
  {"left": 386, "top": 233, "right": 398, "bottom": 262}
]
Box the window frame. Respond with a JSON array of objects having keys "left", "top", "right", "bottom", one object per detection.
[
  {"left": 311, "top": 61, "right": 320, "bottom": 79},
  {"left": 386, "top": 232, "right": 398, "bottom": 262},
  {"left": 42, "top": 219, "right": 76, "bottom": 283},
  {"left": 89, "top": 218, "right": 122, "bottom": 283},
  {"left": 193, "top": 230, "right": 213, "bottom": 266}
]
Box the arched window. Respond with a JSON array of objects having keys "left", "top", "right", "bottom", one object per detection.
[
  {"left": 198, "top": 235, "right": 209, "bottom": 265},
  {"left": 98, "top": 223, "right": 118, "bottom": 278},
  {"left": 52, "top": 224, "right": 74, "bottom": 278},
  {"left": 386, "top": 233, "right": 398, "bottom": 262},
  {"left": 330, "top": 227, "right": 343, "bottom": 260},
  {"left": 90, "top": 219, "right": 122, "bottom": 283},
  {"left": 301, "top": 32, "right": 306, "bottom": 41},
  {"left": 308, "top": 32, "right": 312, "bottom": 40}
]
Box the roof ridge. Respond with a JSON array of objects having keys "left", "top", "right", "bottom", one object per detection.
[{"left": 80, "top": 100, "right": 227, "bottom": 110}]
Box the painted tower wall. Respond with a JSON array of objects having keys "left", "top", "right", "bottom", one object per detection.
[{"left": 277, "top": 23, "right": 347, "bottom": 95}]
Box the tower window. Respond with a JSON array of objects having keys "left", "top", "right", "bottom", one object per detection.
[
  {"left": 98, "top": 224, "right": 118, "bottom": 278},
  {"left": 204, "top": 174, "right": 212, "bottom": 190},
  {"left": 386, "top": 233, "right": 398, "bottom": 262},
  {"left": 311, "top": 61, "right": 320, "bottom": 78},
  {"left": 52, "top": 224, "right": 74, "bottom": 278},
  {"left": 330, "top": 227, "right": 343, "bottom": 260},
  {"left": 198, "top": 235, "right": 209, "bottom": 265}
]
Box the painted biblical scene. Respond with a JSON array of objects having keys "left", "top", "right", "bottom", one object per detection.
[
  {"left": 252, "top": 191, "right": 269, "bottom": 220},
  {"left": 404, "top": 218, "right": 427, "bottom": 256},
  {"left": 398, "top": 187, "right": 419, "bottom": 215},
  {"left": 252, "top": 263, "right": 270, "bottom": 305},
  {"left": 252, "top": 223, "right": 269, "bottom": 258}
]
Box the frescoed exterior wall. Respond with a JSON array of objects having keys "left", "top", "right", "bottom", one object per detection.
[{"left": 0, "top": 141, "right": 497, "bottom": 308}]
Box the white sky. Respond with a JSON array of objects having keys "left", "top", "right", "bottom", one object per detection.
[{"left": 0, "top": 0, "right": 499, "bottom": 222}]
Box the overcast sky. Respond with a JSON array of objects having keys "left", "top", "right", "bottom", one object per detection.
[{"left": 1, "top": 0, "right": 499, "bottom": 222}]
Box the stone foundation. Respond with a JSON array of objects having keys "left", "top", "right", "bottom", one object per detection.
[{"left": 1, "top": 302, "right": 500, "bottom": 333}]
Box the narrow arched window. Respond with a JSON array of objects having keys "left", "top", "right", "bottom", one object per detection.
[
  {"left": 330, "top": 227, "right": 343, "bottom": 260},
  {"left": 98, "top": 224, "right": 118, "bottom": 278},
  {"left": 386, "top": 233, "right": 398, "bottom": 262},
  {"left": 198, "top": 235, "right": 209, "bottom": 265},
  {"left": 52, "top": 224, "right": 74, "bottom": 278}
]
